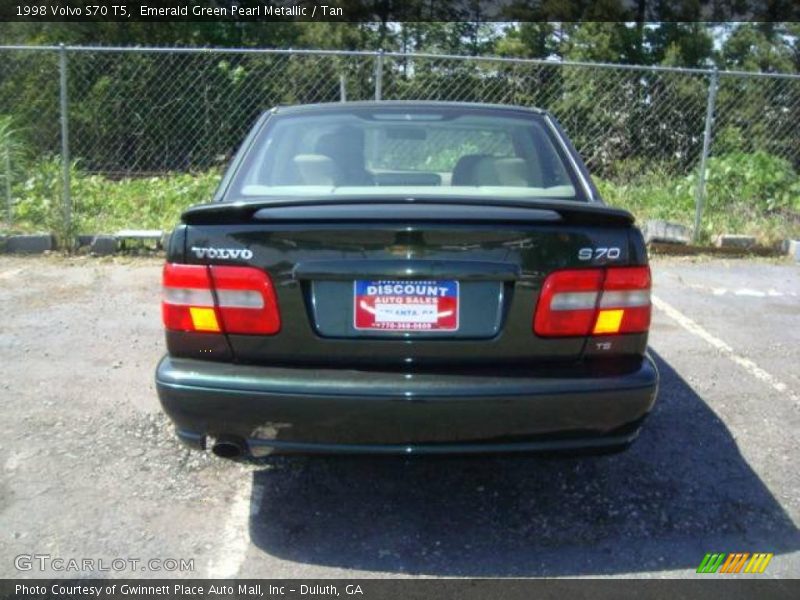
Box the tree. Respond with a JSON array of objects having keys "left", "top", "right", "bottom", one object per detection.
[{"left": 717, "top": 23, "right": 796, "bottom": 73}]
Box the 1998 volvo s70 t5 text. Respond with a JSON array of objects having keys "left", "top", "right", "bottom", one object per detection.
[{"left": 155, "top": 101, "right": 658, "bottom": 459}]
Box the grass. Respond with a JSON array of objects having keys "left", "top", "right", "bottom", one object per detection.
[
  {"left": 598, "top": 153, "right": 800, "bottom": 245},
  {"left": 71, "top": 170, "right": 222, "bottom": 233},
  {"left": 3, "top": 158, "right": 221, "bottom": 240},
  {"left": 2, "top": 153, "right": 798, "bottom": 246}
]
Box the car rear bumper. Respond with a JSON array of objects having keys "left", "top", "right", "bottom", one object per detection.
[{"left": 155, "top": 354, "right": 658, "bottom": 456}]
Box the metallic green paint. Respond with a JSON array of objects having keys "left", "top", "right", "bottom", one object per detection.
[{"left": 157, "top": 102, "right": 657, "bottom": 456}]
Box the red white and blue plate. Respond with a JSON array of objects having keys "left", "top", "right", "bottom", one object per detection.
[{"left": 354, "top": 280, "right": 459, "bottom": 332}]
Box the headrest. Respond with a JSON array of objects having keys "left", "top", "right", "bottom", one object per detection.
[
  {"left": 451, "top": 154, "right": 491, "bottom": 186},
  {"left": 292, "top": 154, "right": 341, "bottom": 186},
  {"left": 490, "top": 158, "right": 531, "bottom": 187},
  {"left": 473, "top": 157, "right": 531, "bottom": 187},
  {"left": 315, "top": 126, "right": 365, "bottom": 160}
]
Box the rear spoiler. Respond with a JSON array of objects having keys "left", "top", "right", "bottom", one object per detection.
[{"left": 181, "top": 196, "right": 635, "bottom": 227}]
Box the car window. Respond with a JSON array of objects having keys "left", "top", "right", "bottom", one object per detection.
[
  {"left": 229, "top": 106, "right": 581, "bottom": 201},
  {"left": 365, "top": 127, "right": 515, "bottom": 173}
]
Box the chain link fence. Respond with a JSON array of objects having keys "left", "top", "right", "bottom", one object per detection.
[
  {"left": 1, "top": 45, "right": 799, "bottom": 243},
  {"left": 382, "top": 54, "right": 716, "bottom": 174}
]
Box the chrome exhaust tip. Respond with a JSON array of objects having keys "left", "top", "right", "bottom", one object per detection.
[{"left": 211, "top": 436, "right": 245, "bottom": 459}]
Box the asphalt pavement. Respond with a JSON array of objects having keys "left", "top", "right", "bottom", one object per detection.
[{"left": 0, "top": 255, "right": 797, "bottom": 578}]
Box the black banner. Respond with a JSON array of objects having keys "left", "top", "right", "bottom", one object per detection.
[
  {"left": 1, "top": 580, "right": 800, "bottom": 600},
  {"left": 1, "top": 0, "right": 799, "bottom": 23}
]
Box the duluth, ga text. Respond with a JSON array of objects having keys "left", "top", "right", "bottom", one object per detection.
[
  {"left": 140, "top": 4, "right": 344, "bottom": 18},
  {"left": 171, "top": 584, "right": 363, "bottom": 597}
]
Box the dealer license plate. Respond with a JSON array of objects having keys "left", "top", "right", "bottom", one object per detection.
[{"left": 353, "top": 280, "right": 459, "bottom": 332}]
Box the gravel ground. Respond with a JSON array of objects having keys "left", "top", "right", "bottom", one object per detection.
[{"left": 0, "top": 254, "right": 797, "bottom": 579}]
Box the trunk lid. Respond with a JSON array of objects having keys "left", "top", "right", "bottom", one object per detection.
[{"left": 178, "top": 199, "right": 641, "bottom": 367}]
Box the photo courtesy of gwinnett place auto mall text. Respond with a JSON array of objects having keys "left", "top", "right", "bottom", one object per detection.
[{"left": 0, "top": 0, "right": 798, "bottom": 598}]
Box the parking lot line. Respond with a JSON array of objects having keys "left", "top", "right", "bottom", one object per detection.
[
  {"left": 206, "top": 477, "right": 252, "bottom": 578},
  {"left": 652, "top": 294, "right": 798, "bottom": 405}
]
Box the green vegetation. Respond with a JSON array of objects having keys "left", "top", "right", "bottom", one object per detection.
[
  {"left": 0, "top": 19, "right": 798, "bottom": 245},
  {"left": 4, "top": 159, "right": 220, "bottom": 239},
  {"left": 0, "top": 115, "right": 29, "bottom": 226},
  {"left": 3, "top": 151, "right": 797, "bottom": 246},
  {"left": 1, "top": 22, "right": 797, "bottom": 177},
  {"left": 599, "top": 152, "right": 800, "bottom": 244}
]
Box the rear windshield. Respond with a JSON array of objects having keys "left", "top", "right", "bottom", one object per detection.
[{"left": 227, "top": 106, "right": 584, "bottom": 202}]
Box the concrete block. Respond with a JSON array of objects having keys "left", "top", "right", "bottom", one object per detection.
[
  {"left": 714, "top": 234, "right": 756, "bottom": 249},
  {"left": 641, "top": 220, "right": 690, "bottom": 245},
  {"left": 4, "top": 234, "right": 54, "bottom": 253},
  {"left": 116, "top": 229, "right": 163, "bottom": 241},
  {"left": 783, "top": 239, "right": 800, "bottom": 262},
  {"left": 116, "top": 229, "right": 163, "bottom": 251},
  {"left": 90, "top": 235, "right": 118, "bottom": 256},
  {"left": 76, "top": 235, "right": 95, "bottom": 248}
]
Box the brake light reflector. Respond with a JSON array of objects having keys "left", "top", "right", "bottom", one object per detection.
[
  {"left": 593, "top": 309, "right": 624, "bottom": 334},
  {"left": 162, "top": 263, "right": 280, "bottom": 335},
  {"left": 534, "top": 266, "right": 651, "bottom": 337},
  {"left": 189, "top": 307, "right": 221, "bottom": 332}
]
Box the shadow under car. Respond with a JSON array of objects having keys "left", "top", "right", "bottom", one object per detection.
[{"left": 245, "top": 351, "right": 799, "bottom": 576}]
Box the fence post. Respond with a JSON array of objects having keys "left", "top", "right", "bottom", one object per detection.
[
  {"left": 339, "top": 74, "right": 347, "bottom": 102},
  {"left": 374, "top": 50, "right": 384, "bottom": 101},
  {"left": 4, "top": 144, "right": 10, "bottom": 227},
  {"left": 58, "top": 43, "right": 72, "bottom": 241},
  {"left": 693, "top": 67, "right": 719, "bottom": 243}
]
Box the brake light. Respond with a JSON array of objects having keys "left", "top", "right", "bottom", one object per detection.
[
  {"left": 533, "top": 269, "right": 603, "bottom": 337},
  {"left": 209, "top": 265, "right": 281, "bottom": 334},
  {"left": 533, "top": 266, "right": 650, "bottom": 337},
  {"left": 162, "top": 264, "right": 281, "bottom": 335}
]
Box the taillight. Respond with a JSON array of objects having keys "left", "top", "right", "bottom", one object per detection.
[
  {"left": 162, "top": 264, "right": 220, "bottom": 332},
  {"left": 209, "top": 265, "right": 281, "bottom": 335},
  {"left": 534, "top": 269, "right": 603, "bottom": 337},
  {"left": 597, "top": 266, "right": 651, "bottom": 334},
  {"left": 533, "top": 266, "right": 650, "bottom": 337},
  {"left": 162, "top": 263, "right": 281, "bottom": 335}
]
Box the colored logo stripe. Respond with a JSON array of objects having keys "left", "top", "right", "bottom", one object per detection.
[
  {"left": 697, "top": 553, "right": 726, "bottom": 573},
  {"left": 697, "top": 552, "right": 773, "bottom": 574},
  {"left": 720, "top": 553, "right": 749, "bottom": 573},
  {"left": 744, "top": 553, "right": 774, "bottom": 573}
]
